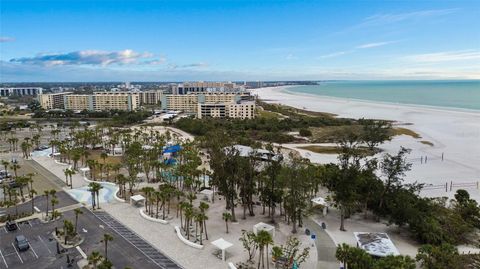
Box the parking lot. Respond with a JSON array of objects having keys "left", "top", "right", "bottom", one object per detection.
[
  {"left": 0, "top": 219, "right": 76, "bottom": 269},
  {"left": 0, "top": 207, "right": 170, "bottom": 269}
]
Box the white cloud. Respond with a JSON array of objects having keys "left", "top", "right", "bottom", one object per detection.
[
  {"left": 404, "top": 50, "right": 480, "bottom": 63},
  {"left": 356, "top": 41, "right": 396, "bottom": 49},
  {"left": 319, "top": 50, "right": 353, "bottom": 59},
  {"left": 0, "top": 36, "right": 15, "bottom": 42},
  {"left": 358, "top": 8, "right": 459, "bottom": 27},
  {"left": 285, "top": 53, "right": 298, "bottom": 60},
  {"left": 9, "top": 49, "right": 160, "bottom": 66}
]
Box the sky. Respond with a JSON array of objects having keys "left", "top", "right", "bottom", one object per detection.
[{"left": 1, "top": 0, "right": 479, "bottom": 82}]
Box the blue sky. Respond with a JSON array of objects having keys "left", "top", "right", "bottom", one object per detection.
[{"left": 1, "top": 0, "right": 479, "bottom": 82}]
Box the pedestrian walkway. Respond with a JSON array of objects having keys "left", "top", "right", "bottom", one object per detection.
[
  {"left": 92, "top": 210, "right": 183, "bottom": 269},
  {"left": 304, "top": 218, "right": 339, "bottom": 269}
]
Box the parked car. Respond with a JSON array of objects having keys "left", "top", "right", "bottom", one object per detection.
[
  {"left": 8, "top": 180, "right": 19, "bottom": 188},
  {"left": 6, "top": 221, "right": 18, "bottom": 231},
  {"left": 15, "top": 235, "right": 29, "bottom": 251},
  {"left": 0, "top": 170, "right": 11, "bottom": 178}
]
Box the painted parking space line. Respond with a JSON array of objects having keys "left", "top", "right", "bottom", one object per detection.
[
  {"left": 28, "top": 243, "right": 38, "bottom": 259},
  {"left": 37, "top": 235, "right": 52, "bottom": 254},
  {"left": 0, "top": 249, "right": 8, "bottom": 268},
  {"left": 10, "top": 243, "right": 23, "bottom": 264}
]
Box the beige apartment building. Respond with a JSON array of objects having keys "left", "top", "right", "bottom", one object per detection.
[
  {"left": 64, "top": 95, "right": 94, "bottom": 111},
  {"left": 93, "top": 92, "right": 140, "bottom": 111},
  {"left": 140, "top": 90, "right": 163, "bottom": 105},
  {"left": 197, "top": 101, "right": 256, "bottom": 119},
  {"left": 162, "top": 92, "right": 256, "bottom": 119},
  {"left": 226, "top": 102, "right": 256, "bottom": 119},
  {"left": 38, "top": 91, "right": 140, "bottom": 111},
  {"left": 37, "top": 92, "right": 71, "bottom": 109}
]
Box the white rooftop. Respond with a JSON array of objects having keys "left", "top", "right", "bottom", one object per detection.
[
  {"left": 211, "top": 238, "right": 233, "bottom": 250},
  {"left": 354, "top": 232, "right": 400, "bottom": 257},
  {"left": 311, "top": 197, "right": 328, "bottom": 206},
  {"left": 130, "top": 194, "right": 145, "bottom": 202}
]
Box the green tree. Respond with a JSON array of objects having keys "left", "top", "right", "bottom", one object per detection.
[{"left": 222, "top": 212, "right": 232, "bottom": 234}]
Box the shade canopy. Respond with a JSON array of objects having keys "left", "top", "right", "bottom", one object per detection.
[
  {"left": 211, "top": 238, "right": 233, "bottom": 250},
  {"left": 130, "top": 194, "right": 145, "bottom": 203},
  {"left": 311, "top": 197, "right": 328, "bottom": 206}
]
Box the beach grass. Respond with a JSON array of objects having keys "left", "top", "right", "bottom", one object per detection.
[
  {"left": 298, "top": 145, "right": 375, "bottom": 156},
  {"left": 420, "top": 140, "right": 434, "bottom": 146},
  {"left": 310, "top": 125, "right": 363, "bottom": 143},
  {"left": 392, "top": 127, "right": 422, "bottom": 139},
  {"left": 257, "top": 109, "right": 282, "bottom": 119}
]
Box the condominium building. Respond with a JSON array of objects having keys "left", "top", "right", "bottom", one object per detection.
[
  {"left": 161, "top": 94, "right": 199, "bottom": 113},
  {"left": 162, "top": 92, "right": 256, "bottom": 119},
  {"left": 64, "top": 95, "right": 94, "bottom": 111},
  {"left": 38, "top": 91, "right": 140, "bottom": 111},
  {"left": 226, "top": 101, "right": 256, "bottom": 119},
  {"left": 0, "top": 87, "right": 43, "bottom": 97},
  {"left": 139, "top": 90, "right": 163, "bottom": 105},
  {"left": 197, "top": 101, "right": 256, "bottom": 119},
  {"left": 38, "top": 92, "right": 71, "bottom": 110},
  {"left": 93, "top": 92, "right": 140, "bottom": 111},
  {"left": 171, "top": 81, "right": 243, "bottom": 95}
]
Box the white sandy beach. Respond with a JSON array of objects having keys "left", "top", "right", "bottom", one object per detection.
[{"left": 251, "top": 86, "right": 480, "bottom": 202}]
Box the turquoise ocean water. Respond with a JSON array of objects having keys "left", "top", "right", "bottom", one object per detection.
[{"left": 285, "top": 80, "right": 480, "bottom": 111}]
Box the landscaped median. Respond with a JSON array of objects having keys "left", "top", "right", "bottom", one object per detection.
[
  {"left": 139, "top": 208, "right": 169, "bottom": 224},
  {"left": 174, "top": 226, "right": 204, "bottom": 249}
]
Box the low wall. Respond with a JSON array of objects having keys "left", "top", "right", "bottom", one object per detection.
[
  {"left": 174, "top": 226, "right": 203, "bottom": 249},
  {"left": 139, "top": 209, "right": 169, "bottom": 224}
]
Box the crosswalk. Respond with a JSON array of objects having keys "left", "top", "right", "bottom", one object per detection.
[{"left": 92, "top": 211, "right": 182, "bottom": 269}]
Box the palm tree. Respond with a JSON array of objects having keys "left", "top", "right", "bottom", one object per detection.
[
  {"left": 10, "top": 163, "right": 20, "bottom": 179},
  {"left": 101, "top": 233, "right": 114, "bottom": 261},
  {"left": 88, "top": 182, "right": 102, "bottom": 209},
  {"left": 199, "top": 202, "right": 209, "bottom": 240},
  {"left": 255, "top": 230, "right": 273, "bottom": 269},
  {"left": 44, "top": 190, "right": 50, "bottom": 217},
  {"left": 141, "top": 186, "right": 155, "bottom": 214},
  {"left": 50, "top": 198, "right": 59, "bottom": 220},
  {"left": 64, "top": 168, "right": 71, "bottom": 186},
  {"left": 74, "top": 208, "right": 83, "bottom": 234},
  {"left": 68, "top": 169, "right": 76, "bottom": 189},
  {"left": 1, "top": 160, "right": 9, "bottom": 172},
  {"left": 222, "top": 212, "right": 232, "bottom": 234},
  {"left": 30, "top": 189, "right": 37, "bottom": 214},
  {"left": 88, "top": 251, "right": 103, "bottom": 269}
]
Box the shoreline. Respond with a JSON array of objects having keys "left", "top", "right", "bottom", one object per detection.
[
  {"left": 255, "top": 85, "right": 480, "bottom": 118},
  {"left": 250, "top": 86, "right": 480, "bottom": 202}
]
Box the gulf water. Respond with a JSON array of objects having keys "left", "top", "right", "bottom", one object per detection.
[{"left": 286, "top": 80, "right": 480, "bottom": 111}]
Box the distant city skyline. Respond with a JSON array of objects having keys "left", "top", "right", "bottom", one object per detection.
[{"left": 1, "top": 0, "right": 479, "bottom": 82}]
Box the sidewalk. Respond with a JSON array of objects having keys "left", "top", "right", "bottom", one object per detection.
[{"left": 304, "top": 218, "right": 339, "bottom": 269}]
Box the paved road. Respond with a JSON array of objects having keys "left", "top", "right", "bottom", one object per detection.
[
  {"left": 3, "top": 191, "right": 78, "bottom": 218},
  {"left": 304, "top": 218, "right": 339, "bottom": 269},
  {"left": 93, "top": 210, "right": 183, "bottom": 269},
  {"left": 0, "top": 207, "right": 163, "bottom": 269}
]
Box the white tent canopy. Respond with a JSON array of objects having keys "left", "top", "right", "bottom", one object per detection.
[
  {"left": 311, "top": 197, "right": 327, "bottom": 206},
  {"left": 130, "top": 194, "right": 145, "bottom": 206},
  {"left": 211, "top": 238, "right": 233, "bottom": 261},
  {"left": 200, "top": 189, "right": 214, "bottom": 202},
  {"left": 253, "top": 222, "right": 275, "bottom": 238}
]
